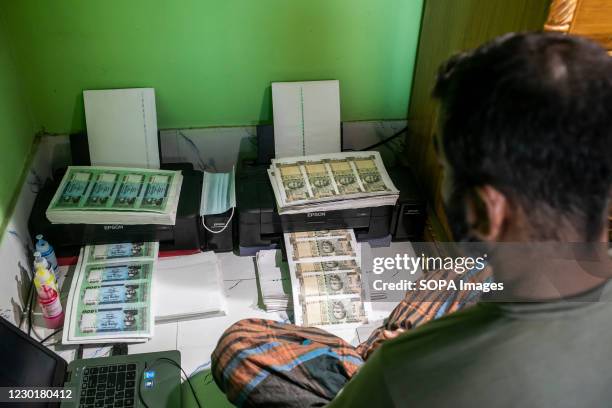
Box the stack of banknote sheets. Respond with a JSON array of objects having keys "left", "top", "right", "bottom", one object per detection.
[
  {"left": 63, "top": 242, "right": 158, "bottom": 344},
  {"left": 284, "top": 229, "right": 369, "bottom": 328},
  {"left": 46, "top": 166, "right": 183, "bottom": 225},
  {"left": 268, "top": 151, "right": 399, "bottom": 214}
]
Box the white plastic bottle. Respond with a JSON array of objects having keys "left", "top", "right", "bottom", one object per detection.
[{"left": 35, "top": 234, "right": 58, "bottom": 272}]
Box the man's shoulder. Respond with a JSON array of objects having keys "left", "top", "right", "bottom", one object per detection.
[{"left": 379, "top": 303, "right": 502, "bottom": 363}]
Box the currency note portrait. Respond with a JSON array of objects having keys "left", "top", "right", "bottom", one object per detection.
[
  {"left": 327, "top": 159, "right": 363, "bottom": 195},
  {"left": 304, "top": 161, "right": 337, "bottom": 199},
  {"left": 299, "top": 272, "right": 362, "bottom": 297},
  {"left": 291, "top": 238, "right": 355, "bottom": 260},
  {"left": 302, "top": 297, "right": 366, "bottom": 326},
  {"left": 278, "top": 163, "right": 311, "bottom": 202},
  {"left": 352, "top": 156, "right": 388, "bottom": 192}
]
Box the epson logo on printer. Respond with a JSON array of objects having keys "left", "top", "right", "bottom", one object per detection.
[
  {"left": 307, "top": 212, "right": 326, "bottom": 218},
  {"left": 103, "top": 225, "right": 124, "bottom": 231}
]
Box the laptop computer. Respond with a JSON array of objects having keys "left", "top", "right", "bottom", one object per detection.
[{"left": 0, "top": 316, "right": 181, "bottom": 408}]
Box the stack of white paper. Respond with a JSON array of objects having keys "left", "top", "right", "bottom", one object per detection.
[
  {"left": 255, "top": 250, "right": 292, "bottom": 312},
  {"left": 63, "top": 242, "right": 158, "bottom": 344},
  {"left": 46, "top": 166, "right": 182, "bottom": 225},
  {"left": 154, "top": 251, "right": 226, "bottom": 322},
  {"left": 284, "top": 229, "right": 370, "bottom": 328},
  {"left": 268, "top": 151, "right": 399, "bottom": 214},
  {"left": 272, "top": 80, "right": 341, "bottom": 158},
  {"left": 84, "top": 88, "right": 160, "bottom": 169}
]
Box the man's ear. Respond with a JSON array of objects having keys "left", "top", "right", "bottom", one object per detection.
[{"left": 465, "top": 185, "right": 509, "bottom": 241}]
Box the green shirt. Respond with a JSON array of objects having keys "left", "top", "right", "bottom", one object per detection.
[{"left": 328, "top": 284, "right": 612, "bottom": 408}]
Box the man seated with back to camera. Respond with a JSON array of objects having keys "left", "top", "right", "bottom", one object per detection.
[{"left": 211, "top": 32, "right": 612, "bottom": 407}]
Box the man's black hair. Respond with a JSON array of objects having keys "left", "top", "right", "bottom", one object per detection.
[{"left": 433, "top": 32, "right": 612, "bottom": 241}]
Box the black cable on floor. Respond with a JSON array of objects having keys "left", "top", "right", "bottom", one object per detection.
[{"left": 39, "top": 328, "right": 63, "bottom": 345}]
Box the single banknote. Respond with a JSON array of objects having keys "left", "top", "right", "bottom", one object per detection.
[
  {"left": 82, "top": 282, "right": 150, "bottom": 306},
  {"left": 303, "top": 161, "right": 337, "bottom": 199},
  {"left": 290, "top": 229, "right": 352, "bottom": 242},
  {"left": 299, "top": 272, "right": 362, "bottom": 297},
  {"left": 88, "top": 242, "right": 155, "bottom": 262},
  {"left": 277, "top": 163, "right": 311, "bottom": 203},
  {"left": 352, "top": 156, "right": 389, "bottom": 193},
  {"left": 85, "top": 172, "right": 120, "bottom": 207},
  {"left": 327, "top": 159, "right": 363, "bottom": 195},
  {"left": 295, "top": 260, "right": 360, "bottom": 276},
  {"left": 301, "top": 297, "right": 366, "bottom": 326},
  {"left": 78, "top": 305, "right": 149, "bottom": 335},
  {"left": 113, "top": 173, "right": 146, "bottom": 209},
  {"left": 291, "top": 238, "right": 356, "bottom": 261},
  {"left": 85, "top": 263, "right": 153, "bottom": 284},
  {"left": 55, "top": 170, "right": 94, "bottom": 208}
]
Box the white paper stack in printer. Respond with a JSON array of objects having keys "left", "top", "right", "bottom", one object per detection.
[
  {"left": 83, "top": 88, "right": 160, "bottom": 169},
  {"left": 272, "top": 80, "right": 342, "bottom": 158},
  {"left": 154, "top": 251, "right": 227, "bottom": 322},
  {"left": 255, "top": 250, "right": 292, "bottom": 312},
  {"left": 268, "top": 151, "right": 399, "bottom": 214}
]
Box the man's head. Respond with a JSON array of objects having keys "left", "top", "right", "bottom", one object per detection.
[{"left": 434, "top": 32, "right": 612, "bottom": 242}]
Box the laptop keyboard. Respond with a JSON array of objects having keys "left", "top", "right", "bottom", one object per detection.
[{"left": 79, "top": 363, "right": 137, "bottom": 408}]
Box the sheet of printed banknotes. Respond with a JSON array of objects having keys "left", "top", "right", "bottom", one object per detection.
[
  {"left": 268, "top": 151, "right": 399, "bottom": 214},
  {"left": 62, "top": 242, "right": 158, "bottom": 344},
  {"left": 46, "top": 166, "right": 183, "bottom": 225},
  {"left": 284, "top": 229, "right": 371, "bottom": 328}
]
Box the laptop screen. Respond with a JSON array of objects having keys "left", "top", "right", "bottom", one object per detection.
[{"left": 0, "top": 317, "right": 67, "bottom": 389}]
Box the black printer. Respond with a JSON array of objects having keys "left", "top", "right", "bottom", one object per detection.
[
  {"left": 236, "top": 162, "right": 426, "bottom": 255},
  {"left": 28, "top": 164, "right": 204, "bottom": 257}
]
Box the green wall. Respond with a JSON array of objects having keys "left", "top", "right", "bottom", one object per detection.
[
  {"left": 0, "top": 0, "right": 423, "bottom": 133},
  {"left": 0, "top": 16, "right": 36, "bottom": 233}
]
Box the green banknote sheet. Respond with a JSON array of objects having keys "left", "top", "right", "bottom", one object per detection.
[
  {"left": 63, "top": 243, "right": 158, "bottom": 344},
  {"left": 48, "top": 166, "right": 179, "bottom": 213}
]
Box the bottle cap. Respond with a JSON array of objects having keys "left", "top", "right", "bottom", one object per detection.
[
  {"left": 35, "top": 236, "right": 52, "bottom": 257},
  {"left": 33, "top": 252, "right": 49, "bottom": 268}
]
